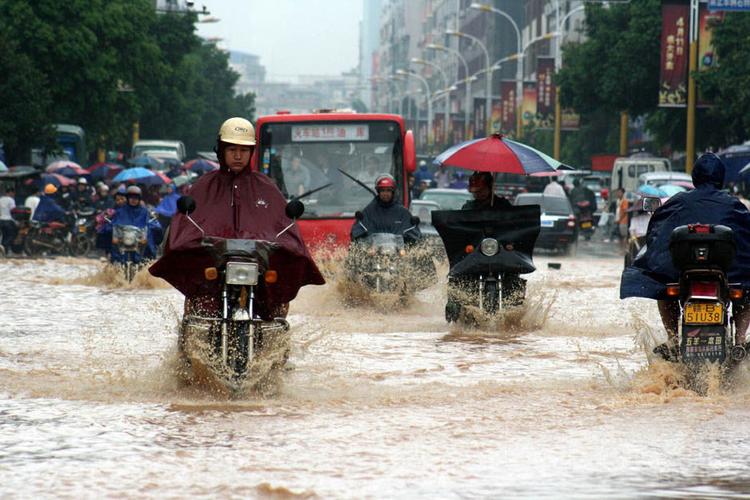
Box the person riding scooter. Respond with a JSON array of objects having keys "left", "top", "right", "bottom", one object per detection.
[
  {"left": 350, "top": 174, "right": 421, "bottom": 244},
  {"left": 33, "top": 184, "right": 67, "bottom": 223},
  {"left": 149, "top": 117, "right": 324, "bottom": 321},
  {"left": 621, "top": 153, "right": 750, "bottom": 356},
  {"left": 108, "top": 185, "right": 161, "bottom": 264},
  {"left": 463, "top": 171, "right": 524, "bottom": 306}
]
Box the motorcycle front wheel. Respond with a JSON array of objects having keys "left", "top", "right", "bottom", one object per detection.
[
  {"left": 71, "top": 234, "right": 91, "bottom": 257},
  {"left": 483, "top": 280, "right": 499, "bottom": 315}
]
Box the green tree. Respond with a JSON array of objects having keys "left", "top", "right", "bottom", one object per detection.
[{"left": 694, "top": 13, "right": 750, "bottom": 147}]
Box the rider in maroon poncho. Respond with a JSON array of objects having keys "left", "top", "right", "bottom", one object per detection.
[{"left": 149, "top": 117, "right": 325, "bottom": 320}]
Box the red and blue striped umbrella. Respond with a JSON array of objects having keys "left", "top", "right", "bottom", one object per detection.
[{"left": 433, "top": 134, "right": 572, "bottom": 176}]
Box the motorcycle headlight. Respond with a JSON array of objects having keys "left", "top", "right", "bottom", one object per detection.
[
  {"left": 226, "top": 262, "right": 259, "bottom": 285},
  {"left": 480, "top": 238, "right": 499, "bottom": 256},
  {"left": 122, "top": 233, "right": 137, "bottom": 246}
]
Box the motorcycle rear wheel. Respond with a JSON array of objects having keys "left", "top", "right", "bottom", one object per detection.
[{"left": 24, "top": 233, "right": 42, "bottom": 257}]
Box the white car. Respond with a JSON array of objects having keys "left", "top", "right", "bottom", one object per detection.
[{"left": 638, "top": 171, "right": 693, "bottom": 188}]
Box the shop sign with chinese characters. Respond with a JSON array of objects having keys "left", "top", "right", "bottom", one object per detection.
[{"left": 708, "top": 0, "right": 750, "bottom": 11}]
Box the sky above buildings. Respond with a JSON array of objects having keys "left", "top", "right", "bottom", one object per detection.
[{"left": 197, "top": 0, "right": 364, "bottom": 82}]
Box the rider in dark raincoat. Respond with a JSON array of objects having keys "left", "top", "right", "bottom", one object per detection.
[
  {"left": 620, "top": 152, "right": 750, "bottom": 348},
  {"left": 351, "top": 174, "right": 421, "bottom": 244}
]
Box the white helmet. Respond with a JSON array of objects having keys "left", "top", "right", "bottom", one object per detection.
[{"left": 217, "top": 117, "right": 256, "bottom": 146}]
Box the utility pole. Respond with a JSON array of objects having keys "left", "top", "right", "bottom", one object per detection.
[{"left": 685, "top": 0, "right": 699, "bottom": 174}]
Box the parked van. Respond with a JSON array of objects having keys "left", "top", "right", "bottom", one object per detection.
[
  {"left": 610, "top": 156, "right": 670, "bottom": 196},
  {"left": 131, "top": 140, "right": 186, "bottom": 161}
]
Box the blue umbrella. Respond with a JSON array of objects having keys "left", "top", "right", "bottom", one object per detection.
[
  {"left": 113, "top": 167, "right": 157, "bottom": 183},
  {"left": 128, "top": 156, "right": 163, "bottom": 169},
  {"left": 637, "top": 184, "right": 668, "bottom": 197}
]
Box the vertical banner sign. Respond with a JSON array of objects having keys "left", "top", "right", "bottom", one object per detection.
[
  {"left": 659, "top": 1, "right": 689, "bottom": 107},
  {"left": 500, "top": 81, "right": 516, "bottom": 135},
  {"left": 452, "top": 118, "right": 464, "bottom": 143},
  {"left": 521, "top": 81, "right": 537, "bottom": 128},
  {"left": 490, "top": 99, "right": 503, "bottom": 134},
  {"left": 418, "top": 120, "right": 428, "bottom": 147},
  {"left": 473, "top": 98, "right": 486, "bottom": 139},
  {"left": 536, "top": 57, "right": 556, "bottom": 130},
  {"left": 433, "top": 114, "right": 444, "bottom": 147}
]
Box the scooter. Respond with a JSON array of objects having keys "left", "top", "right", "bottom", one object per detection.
[
  {"left": 176, "top": 196, "right": 304, "bottom": 393},
  {"left": 575, "top": 200, "right": 594, "bottom": 241},
  {"left": 346, "top": 212, "right": 433, "bottom": 294},
  {"left": 642, "top": 197, "right": 747, "bottom": 390},
  {"left": 432, "top": 206, "right": 540, "bottom": 323}
]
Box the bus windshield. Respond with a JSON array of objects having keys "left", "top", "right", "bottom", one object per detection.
[{"left": 259, "top": 120, "right": 403, "bottom": 219}]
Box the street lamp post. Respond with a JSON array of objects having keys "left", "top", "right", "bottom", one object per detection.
[
  {"left": 397, "top": 69, "right": 433, "bottom": 147},
  {"left": 426, "top": 43, "right": 471, "bottom": 140},
  {"left": 553, "top": 5, "right": 585, "bottom": 159},
  {"left": 446, "top": 30, "right": 491, "bottom": 136},
  {"left": 411, "top": 58, "right": 450, "bottom": 146},
  {"left": 469, "top": 3, "right": 522, "bottom": 137}
]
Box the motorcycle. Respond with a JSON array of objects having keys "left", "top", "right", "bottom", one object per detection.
[
  {"left": 176, "top": 196, "right": 304, "bottom": 393},
  {"left": 659, "top": 223, "right": 747, "bottom": 370},
  {"left": 24, "top": 215, "right": 74, "bottom": 257},
  {"left": 346, "top": 212, "right": 433, "bottom": 294},
  {"left": 635, "top": 197, "right": 747, "bottom": 391},
  {"left": 111, "top": 223, "right": 149, "bottom": 282},
  {"left": 432, "top": 206, "right": 540, "bottom": 322},
  {"left": 574, "top": 200, "right": 594, "bottom": 241},
  {"left": 69, "top": 206, "right": 96, "bottom": 257}
]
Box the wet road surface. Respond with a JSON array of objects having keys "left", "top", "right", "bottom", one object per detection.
[{"left": 3, "top": 243, "right": 750, "bottom": 498}]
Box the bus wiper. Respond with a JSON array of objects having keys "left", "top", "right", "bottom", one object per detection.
[
  {"left": 337, "top": 168, "right": 376, "bottom": 196},
  {"left": 293, "top": 182, "right": 333, "bottom": 201}
]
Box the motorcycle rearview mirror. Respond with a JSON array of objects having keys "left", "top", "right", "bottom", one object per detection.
[
  {"left": 355, "top": 211, "right": 364, "bottom": 221},
  {"left": 176, "top": 195, "right": 204, "bottom": 238},
  {"left": 176, "top": 196, "right": 196, "bottom": 215},
  {"left": 641, "top": 196, "right": 662, "bottom": 213},
  {"left": 285, "top": 199, "right": 305, "bottom": 219}
]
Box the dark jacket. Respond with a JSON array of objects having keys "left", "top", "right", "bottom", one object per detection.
[
  {"left": 461, "top": 195, "right": 512, "bottom": 210},
  {"left": 351, "top": 196, "right": 421, "bottom": 244},
  {"left": 621, "top": 154, "right": 750, "bottom": 299}
]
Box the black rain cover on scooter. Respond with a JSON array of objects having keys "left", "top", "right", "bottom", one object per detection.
[{"left": 432, "top": 206, "right": 540, "bottom": 276}]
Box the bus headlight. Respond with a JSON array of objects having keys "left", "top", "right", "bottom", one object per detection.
[
  {"left": 480, "top": 238, "right": 499, "bottom": 256},
  {"left": 226, "top": 262, "right": 259, "bottom": 285}
]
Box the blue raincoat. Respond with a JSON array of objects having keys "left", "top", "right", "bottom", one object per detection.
[
  {"left": 107, "top": 204, "right": 162, "bottom": 264},
  {"left": 620, "top": 154, "right": 750, "bottom": 299},
  {"left": 154, "top": 192, "right": 180, "bottom": 218},
  {"left": 32, "top": 195, "right": 66, "bottom": 223}
]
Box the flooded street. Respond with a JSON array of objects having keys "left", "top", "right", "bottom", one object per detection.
[{"left": 3, "top": 247, "right": 750, "bottom": 498}]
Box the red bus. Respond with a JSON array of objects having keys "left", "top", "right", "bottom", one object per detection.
[{"left": 254, "top": 111, "right": 416, "bottom": 249}]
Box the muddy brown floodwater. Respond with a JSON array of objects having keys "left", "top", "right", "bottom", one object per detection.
[{"left": 3, "top": 252, "right": 750, "bottom": 498}]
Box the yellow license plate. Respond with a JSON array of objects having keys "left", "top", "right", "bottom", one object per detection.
[
  {"left": 581, "top": 221, "right": 592, "bottom": 229},
  {"left": 684, "top": 302, "right": 724, "bottom": 325},
  {"left": 78, "top": 226, "right": 86, "bottom": 233}
]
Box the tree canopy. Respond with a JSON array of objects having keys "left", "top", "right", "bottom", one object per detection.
[
  {"left": 556, "top": 2, "right": 750, "bottom": 162},
  {"left": 0, "top": 0, "right": 254, "bottom": 164}
]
